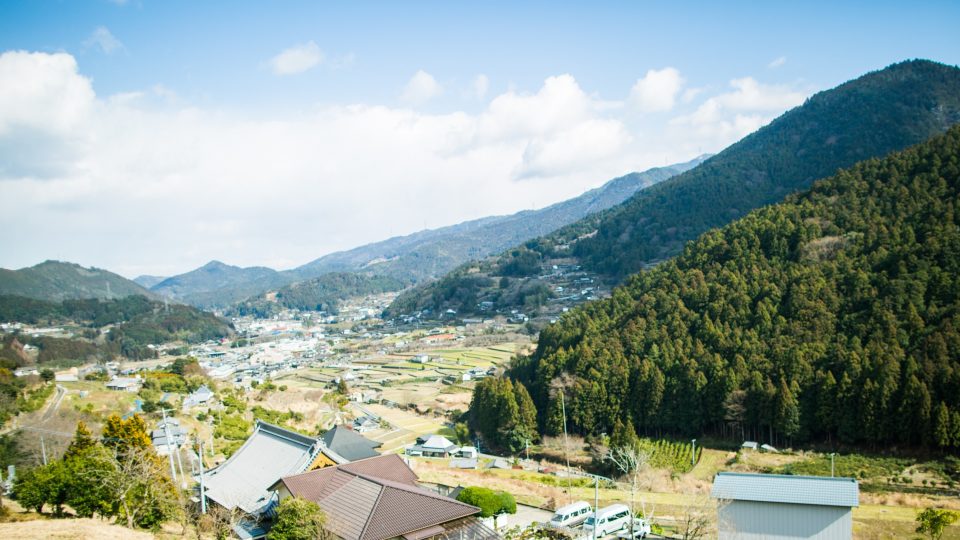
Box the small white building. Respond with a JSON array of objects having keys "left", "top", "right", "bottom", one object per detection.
[
  {"left": 182, "top": 384, "right": 214, "bottom": 410},
  {"left": 712, "top": 472, "right": 859, "bottom": 540},
  {"left": 106, "top": 376, "right": 141, "bottom": 392}
]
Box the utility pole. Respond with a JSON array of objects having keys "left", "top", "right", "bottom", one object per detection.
[
  {"left": 198, "top": 440, "right": 207, "bottom": 514},
  {"left": 175, "top": 444, "right": 186, "bottom": 488},
  {"left": 691, "top": 439, "right": 697, "bottom": 467},
  {"left": 830, "top": 453, "right": 836, "bottom": 477},
  {"left": 40, "top": 436, "right": 47, "bottom": 466},
  {"left": 561, "top": 391, "right": 571, "bottom": 495},
  {"left": 594, "top": 476, "right": 599, "bottom": 540},
  {"left": 571, "top": 470, "right": 610, "bottom": 540},
  {"left": 161, "top": 408, "right": 178, "bottom": 483}
]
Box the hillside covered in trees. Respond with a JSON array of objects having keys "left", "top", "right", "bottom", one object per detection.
[
  {"left": 231, "top": 272, "right": 404, "bottom": 317},
  {"left": 0, "top": 295, "right": 233, "bottom": 363},
  {"left": 0, "top": 261, "right": 154, "bottom": 302},
  {"left": 510, "top": 125, "right": 960, "bottom": 451},
  {"left": 389, "top": 59, "right": 960, "bottom": 319}
]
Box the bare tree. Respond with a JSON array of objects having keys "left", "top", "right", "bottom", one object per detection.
[
  {"left": 606, "top": 445, "right": 652, "bottom": 538},
  {"left": 675, "top": 494, "right": 726, "bottom": 540}
]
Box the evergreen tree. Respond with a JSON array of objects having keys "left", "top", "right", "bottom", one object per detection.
[
  {"left": 64, "top": 420, "right": 96, "bottom": 460},
  {"left": 509, "top": 125, "right": 960, "bottom": 448},
  {"left": 933, "top": 402, "right": 951, "bottom": 449}
]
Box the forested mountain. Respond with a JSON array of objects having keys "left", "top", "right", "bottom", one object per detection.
[
  {"left": 230, "top": 272, "right": 404, "bottom": 318},
  {"left": 389, "top": 59, "right": 960, "bottom": 319},
  {"left": 0, "top": 294, "right": 233, "bottom": 363},
  {"left": 509, "top": 125, "right": 960, "bottom": 450},
  {"left": 154, "top": 157, "right": 703, "bottom": 309},
  {"left": 0, "top": 261, "right": 153, "bottom": 302},
  {"left": 149, "top": 260, "right": 289, "bottom": 307}
]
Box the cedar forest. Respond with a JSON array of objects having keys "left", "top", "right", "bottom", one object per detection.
[{"left": 473, "top": 125, "right": 960, "bottom": 452}]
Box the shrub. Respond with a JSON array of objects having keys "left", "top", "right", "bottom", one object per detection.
[
  {"left": 267, "top": 497, "right": 328, "bottom": 540},
  {"left": 456, "top": 486, "right": 517, "bottom": 518}
]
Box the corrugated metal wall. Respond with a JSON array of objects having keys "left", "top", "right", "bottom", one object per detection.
[{"left": 718, "top": 500, "right": 852, "bottom": 539}]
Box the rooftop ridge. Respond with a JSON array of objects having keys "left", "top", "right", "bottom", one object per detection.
[
  {"left": 349, "top": 470, "right": 479, "bottom": 512},
  {"left": 257, "top": 420, "right": 319, "bottom": 448},
  {"left": 715, "top": 471, "right": 858, "bottom": 483}
]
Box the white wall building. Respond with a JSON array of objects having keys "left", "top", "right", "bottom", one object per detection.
[{"left": 711, "top": 472, "right": 859, "bottom": 540}]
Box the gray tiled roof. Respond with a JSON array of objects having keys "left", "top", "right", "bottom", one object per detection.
[
  {"left": 711, "top": 472, "right": 859, "bottom": 507},
  {"left": 322, "top": 425, "right": 382, "bottom": 462},
  {"left": 203, "top": 421, "right": 320, "bottom": 514}
]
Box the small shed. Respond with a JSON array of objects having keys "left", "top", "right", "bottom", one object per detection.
[{"left": 711, "top": 472, "right": 859, "bottom": 540}]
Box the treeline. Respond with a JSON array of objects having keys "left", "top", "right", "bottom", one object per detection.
[
  {"left": 232, "top": 272, "right": 404, "bottom": 317},
  {"left": 384, "top": 255, "right": 554, "bottom": 318},
  {"left": 13, "top": 418, "right": 178, "bottom": 528},
  {"left": 468, "top": 377, "right": 538, "bottom": 454},
  {"left": 511, "top": 126, "right": 960, "bottom": 450},
  {"left": 387, "top": 60, "right": 960, "bottom": 319},
  {"left": 0, "top": 295, "right": 233, "bottom": 363}
]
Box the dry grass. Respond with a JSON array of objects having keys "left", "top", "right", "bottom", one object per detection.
[
  {"left": 0, "top": 517, "right": 155, "bottom": 539},
  {"left": 861, "top": 491, "right": 960, "bottom": 510}
]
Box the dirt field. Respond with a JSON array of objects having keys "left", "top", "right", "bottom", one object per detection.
[{"left": 0, "top": 518, "right": 155, "bottom": 540}]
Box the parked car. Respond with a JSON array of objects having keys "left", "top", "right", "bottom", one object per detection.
[
  {"left": 616, "top": 518, "right": 651, "bottom": 539},
  {"left": 583, "top": 504, "right": 631, "bottom": 537},
  {"left": 548, "top": 501, "right": 593, "bottom": 528}
]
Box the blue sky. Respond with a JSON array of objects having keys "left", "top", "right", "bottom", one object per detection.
[
  {"left": 0, "top": 1, "right": 958, "bottom": 276},
  {"left": 4, "top": 1, "right": 958, "bottom": 110}
]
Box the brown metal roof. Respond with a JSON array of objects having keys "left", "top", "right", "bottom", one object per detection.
[{"left": 278, "top": 454, "right": 481, "bottom": 540}]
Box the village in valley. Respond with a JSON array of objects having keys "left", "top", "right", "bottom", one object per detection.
[
  {"left": 4, "top": 3, "right": 960, "bottom": 540},
  {"left": 1, "top": 286, "right": 957, "bottom": 540}
]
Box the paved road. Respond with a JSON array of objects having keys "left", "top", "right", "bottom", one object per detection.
[
  {"left": 41, "top": 385, "right": 67, "bottom": 422},
  {"left": 494, "top": 503, "right": 553, "bottom": 530}
]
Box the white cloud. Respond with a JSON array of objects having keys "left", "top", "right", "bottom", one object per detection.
[
  {"left": 269, "top": 41, "right": 324, "bottom": 75},
  {"left": 0, "top": 51, "right": 814, "bottom": 276},
  {"left": 84, "top": 26, "right": 124, "bottom": 55},
  {"left": 630, "top": 67, "right": 684, "bottom": 112},
  {"left": 401, "top": 70, "right": 443, "bottom": 104},
  {"left": 0, "top": 51, "right": 95, "bottom": 178},
  {"left": 671, "top": 76, "right": 808, "bottom": 143},
  {"left": 768, "top": 56, "right": 787, "bottom": 69},
  {"left": 471, "top": 74, "right": 489, "bottom": 100}
]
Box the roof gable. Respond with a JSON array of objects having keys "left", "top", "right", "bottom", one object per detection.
[
  {"left": 278, "top": 455, "right": 479, "bottom": 540},
  {"left": 711, "top": 472, "right": 859, "bottom": 508},
  {"left": 204, "top": 421, "right": 320, "bottom": 513},
  {"left": 322, "top": 425, "right": 382, "bottom": 461},
  {"left": 421, "top": 435, "right": 456, "bottom": 450}
]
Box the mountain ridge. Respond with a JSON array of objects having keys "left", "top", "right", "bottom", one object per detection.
[
  {"left": 150, "top": 156, "right": 707, "bottom": 308},
  {"left": 0, "top": 260, "right": 155, "bottom": 302},
  {"left": 387, "top": 59, "right": 960, "bottom": 319},
  {"left": 512, "top": 123, "right": 960, "bottom": 449}
]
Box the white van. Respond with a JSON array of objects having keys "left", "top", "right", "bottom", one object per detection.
[
  {"left": 582, "top": 504, "right": 631, "bottom": 537},
  {"left": 616, "top": 518, "right": 652, "bottom": 539},
  {"left": 548, "top": 501, "right": 592, "bottom": 528}
]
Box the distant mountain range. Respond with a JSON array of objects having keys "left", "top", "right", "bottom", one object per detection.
[
  {"left": 0, "top": 261, "right": 154, "bottom": 302},
  {"left": 387, "top": 59, "right": 960, "bottom": 318},
  {"left": 140, "top": 156, "right": 707, "bottom": 308},
  {"left": 132, "top": 275, "right": 167, "bottom": 289}
]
